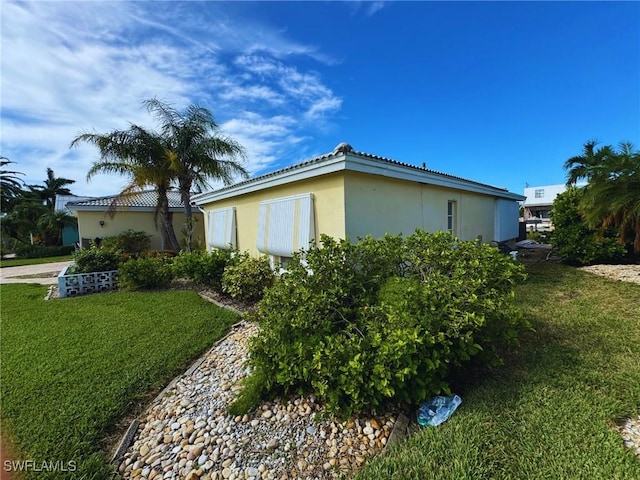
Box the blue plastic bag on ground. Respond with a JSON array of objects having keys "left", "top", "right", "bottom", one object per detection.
[{"left": 417, "top": 394, "right": 463, "bottom": 426}]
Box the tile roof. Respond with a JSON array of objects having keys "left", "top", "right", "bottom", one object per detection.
[
  {"left": 54, "top": 194, "right": 96, "bottom": 212},
  {"left": 66, "top": 190, "right": 185, "bottom": 209},
  {"left": 202, "top": 144, "right": 511, "bottom": 198}
]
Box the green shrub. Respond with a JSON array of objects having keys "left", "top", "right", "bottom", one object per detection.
[
  {"left": 15, "top": 244, "right": 74, "bottom": 259},
  {"left": 118, "top": 257, "right": 174, "bottom": 290},
  {"left": 227, "top": 365, "right": 269, "bottom": 416},
  {"left": 141, "top": 250, "right": 177, "bottom": 259},
  {"left": 551, "top": 187, "right": 626, "bottom": 265},
  {"left": 101, "top": 230, "right": 151, "bottom": 256},
  {"left": 73, "top": 245, "right": 121, "bottom": 273},
  {"left": 222, "top": 254, "right": 274, "bottom": 303},
  {"left": 248, "top": 230, "right": 527, "bottom": 415},
  {"left": 172, "top": 249, "right": 236, "bottom": 290}
]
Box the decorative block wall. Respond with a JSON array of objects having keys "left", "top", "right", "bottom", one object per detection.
[{"left": 58, "top": 266, "right": 118, "bottom": 298}]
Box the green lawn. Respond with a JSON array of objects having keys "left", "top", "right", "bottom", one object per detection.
[
  {"left": 0, "top": 255, "right": 74, "bottom": 267},
  {"left": 357, "top": 262, "right": 640, "bottom": 479},
  {"left": 0, "top": 285, "right": 238, "bottom": 479}
]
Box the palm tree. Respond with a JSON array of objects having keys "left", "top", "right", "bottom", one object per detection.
[
  {"left": 565, "top": 141, "right": 640, "bottom": 253},
  {"left": 37, "top": 210, "right": 77, "bottom": 246},
  {"left": 2, "top": 193, "right": 49, "bottom": 245},
  {"left": 29, "top": 168, "right": 75, "bottom": 208},
  {"left": 70, "top": 126, "right": 182, "bottom": 251},
  {"left": 143, "top": 98, "right": 249, "bottom": 251},
  {"left": 1, "top": 157, "right": 25, "bottom": 211}
]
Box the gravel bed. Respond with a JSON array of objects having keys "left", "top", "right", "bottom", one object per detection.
[
  {"left": 117, "top": 322, "right": 399, "bottom": 480},
  {"left": 618, "top": 416, "right": 640, "bottom": 459},
  {"left": 578, "top": 264, "right": 640, "bottom": 285}
]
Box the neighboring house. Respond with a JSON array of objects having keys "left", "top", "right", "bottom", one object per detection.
[
  {"left": 66, "top": 190, "right": 204, "bottom": 250},
  {"left": 522, "top": 183, "right": 584, "bottom": 230},
  {"left": 193, "top": 143, "right": 525, "bottom": 266},
  {"left": 55, "top": 194, "right": 96, "bottom": 246}
]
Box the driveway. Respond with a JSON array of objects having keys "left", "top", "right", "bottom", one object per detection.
[{"left": 0, "top": 261, "right": 73, "bottom": 285}]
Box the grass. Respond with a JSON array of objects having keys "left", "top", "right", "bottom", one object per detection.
[
  {"left": 356, "top": 262, "right": 640, "bottom": 479},
  {"left": 0, "top": 284, "right": 238, "bottom": 479},
  {"left": 0, "top": 255, "right": 74, "bottom": 267}
]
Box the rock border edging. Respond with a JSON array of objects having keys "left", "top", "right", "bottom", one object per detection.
[
  {"left": 110, "top": 309, "right": 248, "bottom": 463},
  {"left": 110, "top": 291, "right": 412, "bottom": 476}
]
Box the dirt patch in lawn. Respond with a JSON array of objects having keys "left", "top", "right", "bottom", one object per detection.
[{"left": 1, "top": 432, "right": 19, "bottom": 480}]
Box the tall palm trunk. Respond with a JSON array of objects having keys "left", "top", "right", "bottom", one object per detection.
[
  {"left": 157, "top": 187, "right": 181, "bottom": 252},
  {"left": 179, "top": 176, "right": 195, "bottom": 252}
]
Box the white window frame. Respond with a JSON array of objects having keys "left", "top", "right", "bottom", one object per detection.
[
  {"left": 257, "top": 193, "right": 315, "bottom": 258},
  {"left": 534, "top": 189, "right": 544, "bottom": 198},
  {"left": 207, "top": 207, "right": 236, "bottom": 250},
  {"left": 447, "top": 200, "right": 457, "bottom": 236}
]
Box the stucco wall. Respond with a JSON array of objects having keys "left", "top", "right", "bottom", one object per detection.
[
  {"left": 75, "top": 210, "right": 204, "bottom": 250},
  {"left": 343, "top": 172, "right": 499, "bottom": 242},
  {"left": 200, "top": 173, "right": 346, "bottom": 257}
]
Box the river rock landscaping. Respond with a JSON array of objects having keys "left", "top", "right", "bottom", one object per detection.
[{"left": 117, "top": 322, "right": 399, "bottom": 480}]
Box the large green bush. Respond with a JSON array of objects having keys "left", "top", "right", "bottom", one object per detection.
[
  {"left": 222, "top": 254, "right": 274, "bottom": 303},
  {"left": 172, "top": 249, "right": 236, "bottom": 290},
  {"left": 245, "top": 230, "right": 527, "bottom": 415},
  {"left": 73, "top": 245, "right": 121, "bottom": 273},
  {"left": 551, "top": 187, "right": 626, "bottom": 265},
  {"left": 101, "top": 230, "right": 151, "bottom": 256},
  {"left": 118, "top": 257, "right": 174, "bottom": 290}
]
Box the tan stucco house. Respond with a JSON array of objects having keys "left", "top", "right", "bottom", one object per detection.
[
  {"left": 67, "top": 190, "right": 204, "bottom": 250},
  {"left": 193, "top": 143, "right": 525, "bottom": 265}
]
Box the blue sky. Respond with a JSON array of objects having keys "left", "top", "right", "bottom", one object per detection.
[{"left": 1, "top": 1, "right": 638, "bottom": 197}]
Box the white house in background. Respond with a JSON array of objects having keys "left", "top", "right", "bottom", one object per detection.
[
  {"left": 193, "top": 143, "right": 525, "bottom": 265},
  {"left": 522, "top": 183, "right": 587, "bottom": 230},
  {"left": 54, "top": 194, "right": 95, "bottom": 246}
]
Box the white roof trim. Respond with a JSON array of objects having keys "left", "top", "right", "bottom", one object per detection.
[
  {"left": 193, "top": 152, "right": 525, "bottom": 204},
  {"left": 67, "top": 205, "right": 185, "bottom": 213},
  {"left": 194, "top": 154, "right": 347, "bottom": 204},
  {"left": 344, "top": 155, "right": 525, "bottom": 200}
]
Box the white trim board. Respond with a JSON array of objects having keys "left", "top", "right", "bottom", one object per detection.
[{"left": 193, "top": 152, "right": 525, "bottom": 205}]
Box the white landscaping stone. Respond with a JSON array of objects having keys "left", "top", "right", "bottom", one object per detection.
[{"left": 119, "top": 322, "right": 397, "bottom": 480}]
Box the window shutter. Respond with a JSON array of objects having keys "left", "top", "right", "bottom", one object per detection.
[
  {"left": 257, "top": 193, "right": 315, "bottom": 256},
  {"left": 207, "top": 207, "right": 236, "bottom": 249}
]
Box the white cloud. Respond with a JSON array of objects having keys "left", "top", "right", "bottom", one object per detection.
[
  {"left": 219, "top": 112, "right": 306, "bottom": 178},
  {"left": 233, "top": 54, "right": 342, "bottom": 124},
  {"left": 0, "top": 1, "right": 341, "bottom": 197},
  {"left": 347, "top": 1, "right": 387, "bottom": 18},
  {"left": 219, "top": 85, "right": 285, "bottom": 106},
  {"left": 367, "top": 2, "right": 386, "bottom": 17}
]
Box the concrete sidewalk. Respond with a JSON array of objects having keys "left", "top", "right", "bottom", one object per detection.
[{"left": 0, "top": 261, "right": 73, "bottom": 285}]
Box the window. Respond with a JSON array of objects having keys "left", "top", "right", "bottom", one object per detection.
[
  {"left": 535, "top": 189, "right": 544, "bottom": 198},
  {"left": 257, "top": 193, "right": 315, "bottom": 257},
  {"left": 207, "top": 207, "right": 236, "bottom": 249},
  {"left": 269, "top": 255, "right": 294, "bottom": 272},
  {"left": 447, "top": 200, "right": 457, "bottom": 236}
]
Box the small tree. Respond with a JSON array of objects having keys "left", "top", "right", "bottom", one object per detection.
[
  {"left": 551, "top": 187, "right": 625, "bottom": 265},
  {"left": 564, "top": 140, "right": 640, "bottom": 253}
]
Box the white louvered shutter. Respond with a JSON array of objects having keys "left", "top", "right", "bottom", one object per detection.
[
  {"left": 257, "top": 193, "right": 315, "bottom": 256},
  {"left": 207, "top": 207, "right": 236, "bottom": 249}
]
